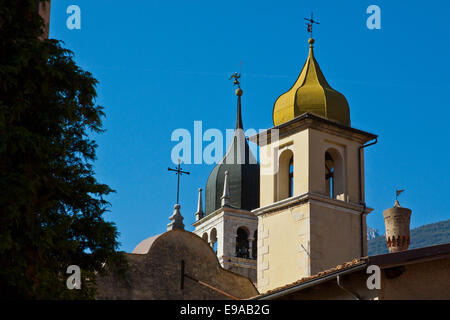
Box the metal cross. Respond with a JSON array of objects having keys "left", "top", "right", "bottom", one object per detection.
[
  {"left": 304, "top": 12, "right": 320, "bottom": 38},
  {"left": 168, "top": 159, "right": 190, "bottom": 204}
]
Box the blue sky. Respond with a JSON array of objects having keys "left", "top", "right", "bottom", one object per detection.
[{"left": 50, "top": 0, "right": 450, "bottom": 252}]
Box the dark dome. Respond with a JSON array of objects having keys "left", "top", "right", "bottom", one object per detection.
[{"left": 205, "top": 91, "right": 260, "bottom": 215}]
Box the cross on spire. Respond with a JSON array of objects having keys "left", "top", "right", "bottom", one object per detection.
[
  {"left": 168, "top": 159, "right": 190, "bottom": 204},
  {"left": 304, "top": 12, "right": 320, "bottom": 38}
]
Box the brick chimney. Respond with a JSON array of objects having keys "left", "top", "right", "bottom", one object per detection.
[{"left": 383, "top": 200, "right": 412, "bottom": 253}]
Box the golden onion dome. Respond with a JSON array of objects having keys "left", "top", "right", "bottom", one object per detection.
[{"left": 273, "top": 38, "right": 351, "bottom": 126}]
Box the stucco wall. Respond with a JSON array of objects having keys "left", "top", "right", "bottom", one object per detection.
[
  {"left": 309, "top": 201, "right": 366, "bottom": 275},
  {"left": 96, "top": 230, "right": 258, "bottom": 300},
  {"left": 259, "top": 125, "right": 367, "bottom": 208},
  {"left": 380, "top": 257, "right": 450, "bottom": 300},
  {"left": 269, "top": 257, "right": 450, "bottom": 300},
  {"left": 256, "top": 198, "right": 366, "bottom": 294},
  {"left": 257, "top": 203, "right": 311, "bottom": 293},
  {"left": 308, "top": 128, "right": 363, "bottom": 203}
]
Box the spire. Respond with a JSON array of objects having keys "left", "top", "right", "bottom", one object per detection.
[
  {"left": 204, "top": 73, "right": 260, "bottom": 215},
  {"left": 220, "top": 171, "right": 230, "bottom": 207},
  {"left": 230, "top": 72, "right": 244, "bottom": 130},
  {"left": 272, "top": 38, "right": 350, "bottom": 127},
  {"left": 195, "top": 188, "right": 204, "bottom": 221},
  {"left": 167, "top": 204, "right": 185, "bottom": 231},
  {"left": 235, "top": 88, "right": 243, "bottom": 130}
]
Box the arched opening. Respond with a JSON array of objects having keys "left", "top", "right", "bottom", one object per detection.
[
  {"left": 325, "top": 152, "right": 335, "bottom": 198},
  {"left": 289, "top": 157, "right": 294, "bottom": 198},
  {"left": 210, "top": 228, "right": 217, "bottom": 253},
  {"left": 278, "top": 149, "right": 294, "bottom": 201},
  {"left": 235, "top": 227, "right": 249, "bottom": 258},
  {"left": 252, "top": 230, "right": 257, "bottom": 260},
  {"left": 325, "top": 148, "right": 345, "bottom": 200},
  {"left": 202, "top": 233, "right": 208, "bottom": 243}
]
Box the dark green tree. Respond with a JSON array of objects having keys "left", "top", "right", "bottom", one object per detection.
[{"left": 0, "top": 0, "right": 126, "bottom": 299}]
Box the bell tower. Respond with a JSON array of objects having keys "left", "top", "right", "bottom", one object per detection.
[
  {"left": 193, "top": 83, "right": 260, "bottom": 283},
  {"left": 250, "top": 38, "right": 377, "bottom": 293}
]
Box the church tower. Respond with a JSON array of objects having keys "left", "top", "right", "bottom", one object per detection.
[
  {"left": 193, "top": 84, "right": 260, "bottom": 283},
  {"left": 250, "top": 38, "right": 377, "bottom": 293}
]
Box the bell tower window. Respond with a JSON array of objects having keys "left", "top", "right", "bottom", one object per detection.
[
  {"left": 325, "top": 149, "right": 345, "bottom": 200},
  {"left": 325, "top": 152, "right": 335, "bottom": 198},
  {"left": 210, "top": 228, "right": 218, "bottom": 253},
  {"left": 278, "top": 149, "right": 294, "bottom": 201},
  {"left": 236, "top": 227, "right": 249, "bottom": 258},
  {"left": 289, "top": 157, "right": 294, "bottom": 198}
]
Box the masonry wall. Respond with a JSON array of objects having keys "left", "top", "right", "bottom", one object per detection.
[
  {"left": 96, "top": 230, "right": 258, "bottom": 300},
  {"left": 193, "top": 208, "right": 258, "bottom": 283}
]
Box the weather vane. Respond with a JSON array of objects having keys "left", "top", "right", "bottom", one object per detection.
[
  {"left": 396, "top": 189, "right": 405, "bottom": 201},
  {"left": 229, "top": 72, "right": 241, "bottom": 88},
  {"left": 168, "top": 159, "right": 190, "bottom": 204},
  {"left": 304, "top": 12, "right": 320, "bottom": 38}
]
